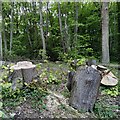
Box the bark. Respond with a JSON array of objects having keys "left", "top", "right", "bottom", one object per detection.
[
  {"left": 22, "top": 66, "right": 36, "bottom": 84},
  {"left": 101, "top": 2, "right": 110, "bottom": 64},
  {"left": 32, "top": 2, "right": 38, "bottom": 45},
  {"left": 23, "top": 3, "right": 32, "bottom": 48},
  {"left": 0, "top": 1, "right": 3, "bottom": 66},
  {"left": 2, "top": 7, "right": 7, "bottom": 55},
  {"left": 2, "top": 16, "right": 7, "bottom": 54},
  {"left": 68, "top": 66, "right": 101, "bottom": 112},
  {"left": 26, "top": 25, "right": 32, "bottom": 47},
  {"left": 9, "top": 61, "right": 37, "bottom": 90},
  {"left": 16, "top": 3, "right": 19, "bottom": 34},
  {"left": 0, "top": 32, "right": 2, "bottom": 62},
  {"left": 39, "top": 0, "right": 46, "bottom": 59},
  {"left": 10, "top": 2, "right": 14, "bottom": 55},
  {"left": 64, "top": 13, "right": 70, "bottom": 51},
  {"left": 45, "top": 2, "right": 50, "bottom": 42},
  {"left": 117, "top": 3, "right": 120, "bottom": 64},
  {"left": 10, "top": 67, "right": 22, "bottom": 90},
  {"left": 67, "top": 71, "right": 75, "bottom": 92},
  {"left": 58, "top": 2, "right": 66, "bottom": 53},
  {"left": 74, "top": 1, "right": 78, "bottom": 46}
]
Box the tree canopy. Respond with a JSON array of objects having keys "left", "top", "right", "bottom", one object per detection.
[{"left": 0, "top": 2, "right": 118, "bottom": 63}]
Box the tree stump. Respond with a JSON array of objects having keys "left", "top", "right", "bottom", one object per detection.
[
  {"left": 68, "top": 66, "right": 101, "bottom": 112},
  {"left": 9, "top": 61, "right": 37, "bottom": 90},
  {"left": 67, "top": 71, "right": 75, "bottom": 92}
]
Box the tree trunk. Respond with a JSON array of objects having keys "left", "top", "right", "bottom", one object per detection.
[
  {"left": 32, "top": 2, "right": 38, "bottom": 47},
  {"left": 9, "top": 61, "right": 37, "bottom": 90},
  {"left": 101, "top": 2, "right": 110, "bottom": 64},
  {"left": 46, "top": 2, "right": 49, "bottom": 42},
  {"left": 10, "top": 2, "right": 14, "bottom": 55},
  {"left": 23, "top": 3, "right": 32, "bottom": 48},
  {"left": 39, "top": 0, "right": 46, "bottom": 60},
  {"left": 74, "top": 1, "right": 78, "bottom": 47},
  {"left": 68, "top": 66, "right": 101, "bottom": 112},
  {"left": 117, "top": 3, "right": 120, "bottom": 64},
  {"left": 58, "top": 2, "right": 66, "bottom": 53},
  {"left": 16, "top": 3, "right": 19, "bottom": 35},
  {"left": 0, "top": 1, "right": 3, "bottom": 66},
  {"left": 64, "top": 15, "right": 70, "bottom": 51},
  {"left": 2, "top": 13, "right": 7, "bottom": 55},
  {"left": 3, "top": 19, "right": 7, "bottom": 54}
]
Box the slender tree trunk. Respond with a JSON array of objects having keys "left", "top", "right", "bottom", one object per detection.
[
  {"left": 74, "top": 1, "right": 78, "bottom": 47},
  {"left": 16, "top": 3, "right": 19, "bottom": 35},
  {"left": 28, "top": 3, "right": 33, "bottom": 48},
  {"left": 10, "top": 2, "right": 14, "bottom": 55},
  {"left": 46, "top": 2, "right": 49, "bottom": 42},
  {"left": 3, "top": 18, "right": 7, "bottom": 53},
  {"left": 2, "top": 11, "right": 7, "bottom": 56},
  {"left": 64, "top": 15, "right": 70, "bottom": 51},
  {"left": 58, "top": 2, "right": 66, "bottom": 53},
  {"left": 26, "top": 26, "right": 32, "bottom": 47},
  {"left": 32, "top": 2, "right": 38, "bottom": 46},
  {"left": 101, "top": 2, "right": 110, "bottom": 64},
  {"left": 117, "top": 3, "right": 120, "bottom": 64},
  {"left": 0, "top": 1, "right": 3, "bottom": 65},
  {"left": 39, "top": 0, "right": 46, "bottom": 60},
  {"left": 23, "top": 3, "right": 32, "bottom": 48}
]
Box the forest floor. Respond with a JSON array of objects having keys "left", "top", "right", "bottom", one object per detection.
[{"left": 0, "top": 61, "right": 120, "bottom": 119}]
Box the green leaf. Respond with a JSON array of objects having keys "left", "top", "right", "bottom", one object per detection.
[
  {"left": 0, "top": 102, "right": 3, "bottom": 109},
  {"left": 0, "top": 110, "right": 8, "bottom": 118}
]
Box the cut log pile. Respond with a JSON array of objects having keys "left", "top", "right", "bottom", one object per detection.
[
  {"left": 67, "top": 60, "right": 118, "bottom": 112},
  {"left": 97, "top": 65, "right": 118, "bottom": 86}
]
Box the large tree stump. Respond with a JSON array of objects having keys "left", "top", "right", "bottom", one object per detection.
[
  {"left": 68, "top": 66, "right": 101, "bottom": 112},
  {"left": 9, "top": 61, "right": 37, "bottom": 90}
]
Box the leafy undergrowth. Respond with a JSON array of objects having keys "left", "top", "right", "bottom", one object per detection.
[
  {"left": 94, "top": 66, "right": 119, "bottom": 119},
  {"left": 0, "top": 61, "right": 119, "bottom": 119}
]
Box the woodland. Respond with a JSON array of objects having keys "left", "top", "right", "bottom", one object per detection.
[{"left": 0, "top": 1, "right": 119, "bottom": 119}]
